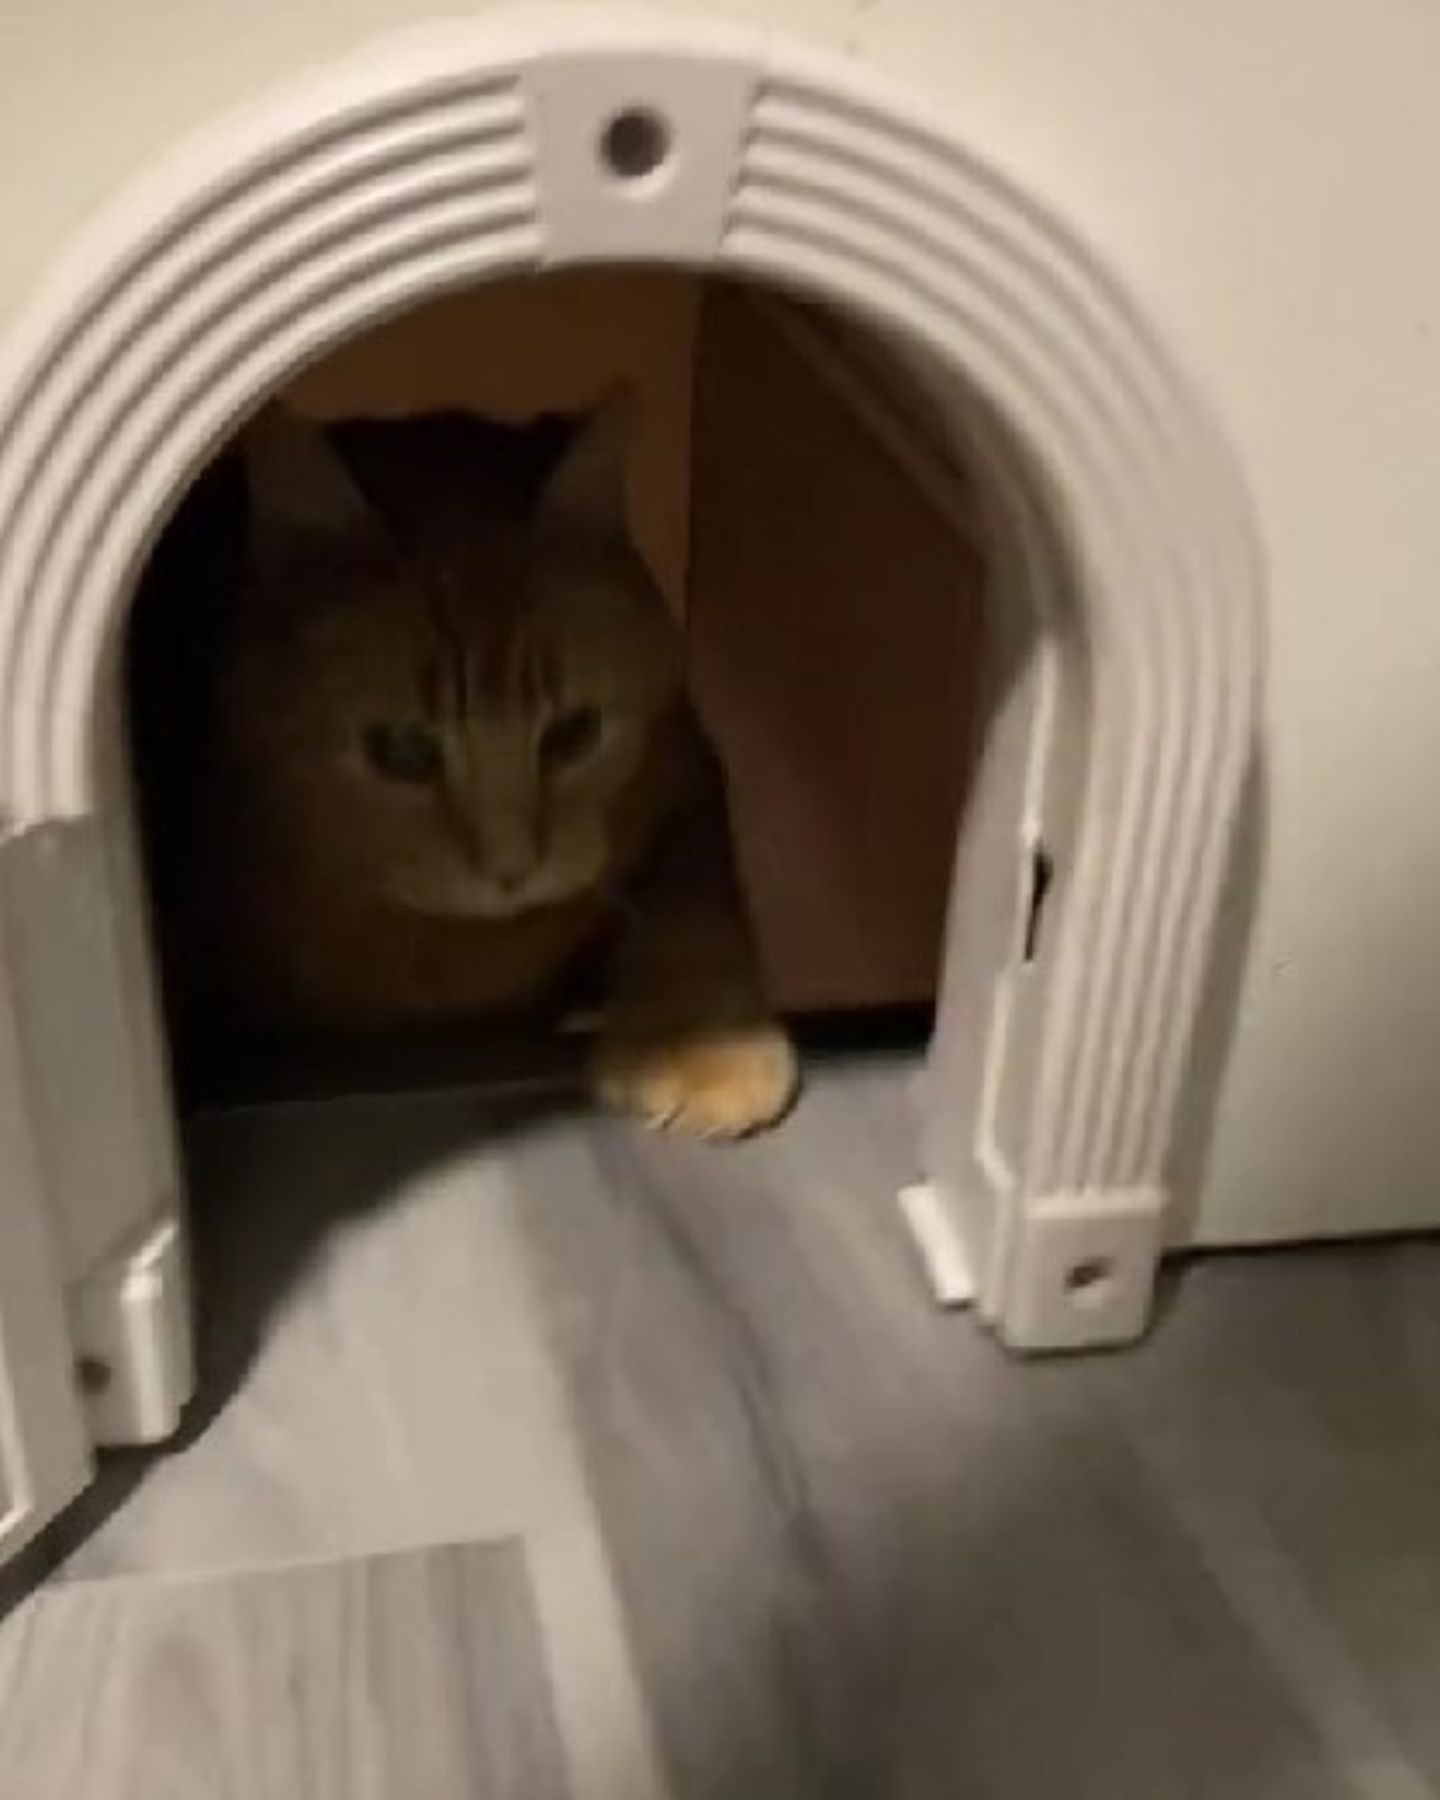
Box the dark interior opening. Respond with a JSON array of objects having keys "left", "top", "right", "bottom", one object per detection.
[{"left": 125, "top": 270, "right": 990, "bottom": 1114}]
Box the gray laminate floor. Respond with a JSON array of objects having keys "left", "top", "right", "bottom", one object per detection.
[
  {"left": 0, "top": 1541, "right": 571, "bottom": 1799},
  {"left": 4, "top": 1055, "right": 1440, "bottom": 1797}
]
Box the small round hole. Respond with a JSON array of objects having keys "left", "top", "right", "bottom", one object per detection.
[
  {"left": 76, "top": 1354, "right": 112, "bottom": 1396},
  {"left": 599, "top": 106, "right": 671, "bottom": 182},
  {"left": 1064, "top": 1257, "right": 1115, "bottom": 1305}
]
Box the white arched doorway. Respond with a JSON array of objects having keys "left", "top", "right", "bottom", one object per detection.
[{"left": 0, "top": 13, "right": 1261, "bottom": 1555}]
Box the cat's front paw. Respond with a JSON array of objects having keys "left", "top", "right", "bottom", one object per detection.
[{"left": 593, "top": 1021, "right": 799, "bottom": 1140}]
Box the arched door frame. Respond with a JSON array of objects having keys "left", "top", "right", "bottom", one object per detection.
[{"left": 0, "top": 11, "right": 1261, "bottom": 1478}]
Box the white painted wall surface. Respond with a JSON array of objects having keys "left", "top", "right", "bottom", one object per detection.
[{"left": 1, "top": 0, "right": 1437, "bottom": 1246}]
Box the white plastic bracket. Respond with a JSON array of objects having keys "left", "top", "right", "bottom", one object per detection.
[
  {"left": 522, "top": 47, "right": 754, "bottom": 263},
  {"left": 897, "top": 1183, "right": 977, "bottom": 1308},
  {"left": 995, "top": 1186, "right": 1167, "bottom": 1351},
  {"left": 67, "top": 1217, "right": 192, "bottom": 1447}
]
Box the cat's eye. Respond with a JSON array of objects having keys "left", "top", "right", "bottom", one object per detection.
[
  {"left": 540, "top": 707, "right": 603, "bottom": 770},
  {"left": 363, "top": 721, "right": 443, "bottom": 784}
]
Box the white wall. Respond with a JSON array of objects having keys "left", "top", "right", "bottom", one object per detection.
[{"left": 4, "top": 0, "right": 1440, "bottom": 1245}]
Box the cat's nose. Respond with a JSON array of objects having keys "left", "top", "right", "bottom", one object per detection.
[{"left": 490, "top": 860, "right": 527, "bottom": 894}]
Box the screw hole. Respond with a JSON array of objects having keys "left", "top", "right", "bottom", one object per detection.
[
  {"left": 599, "top": 106, "right": 671, "bottom": 182},
  {"left": 1064, "top": 1257, "right": 1115, "bottom": 1306},
  {"left": 76, "top": 1354, "right": 112, "bottom": 1396},
  {"left": 1022, "top": 841, "right": 1054, "bottom": 965}
]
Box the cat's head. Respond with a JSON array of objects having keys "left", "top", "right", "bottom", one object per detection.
[{"left": 222, "top": 398, "right": 682, "bottom": 920}]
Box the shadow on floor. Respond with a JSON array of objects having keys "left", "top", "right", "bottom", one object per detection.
[{"left": 4, "top": 1069, "right": 580, "bottom": 1618}]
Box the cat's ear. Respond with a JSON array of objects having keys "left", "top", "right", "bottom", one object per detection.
[
  {"left": 534, "top": 388, "right": 634, "bottom": 547},
  {"left": 241, "top": 403, "right": 380, "bottom": 557}
]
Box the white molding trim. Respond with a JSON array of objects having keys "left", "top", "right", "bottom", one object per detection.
[{"left": 0, "top": 8, "right": 1263, "bottom": 1360}]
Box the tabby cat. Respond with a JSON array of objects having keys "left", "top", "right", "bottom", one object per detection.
[{"left": 139, "top": 397, "right": 796, "bottom": 1138}]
